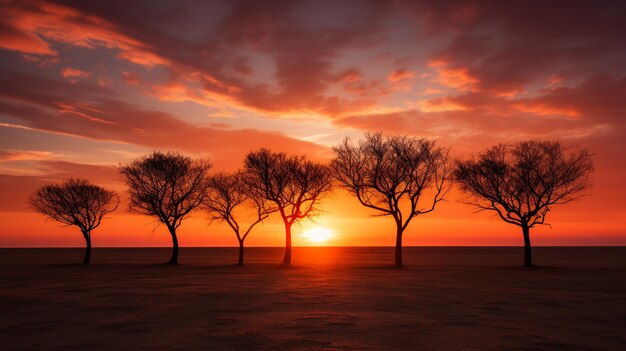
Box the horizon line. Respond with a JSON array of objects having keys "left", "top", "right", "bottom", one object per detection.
[{"left": 2, "top": 245, "right": 625, "bottom": 249}]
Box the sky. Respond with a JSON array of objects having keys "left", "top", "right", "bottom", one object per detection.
[{"left": 1, "top": 0, "right": 625, "bottom": 248}]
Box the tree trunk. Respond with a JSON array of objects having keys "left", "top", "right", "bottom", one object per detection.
[
  {"left": 83, "top": 231, "right": 91, "bottom": 265},
  {"left": 522, "top": 223, "right": 533, "bottom": 267},
  {"left": 168, "top": 227, "right": 179, "bottom": 265},
  {"left": 238, "top": 239, "right": 245, "bottom": 266},
  {"left": 395, "top": 226, "right": 403, "bottom": 268},
  {"left": 283, "top": 222, "right": 292, "bottom": 265}
]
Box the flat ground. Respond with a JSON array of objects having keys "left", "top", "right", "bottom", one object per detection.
[{"left": 1, "top": 247, "right": 625, "bottom": 350}]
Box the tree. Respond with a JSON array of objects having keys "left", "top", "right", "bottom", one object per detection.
[
  {"left": 454, "top": 140, "right": 593, "bottom": 267},
  {"left": 30, "top": 178, "right": 118, "bottom": 264},
  {"left": 331, "top": 132, "right": 451, "bottom": 267},
  {"left": 120, "top": 151, "right": 211, "bottom": 264},
  {"left": 244, "top": 149, "right": 332, "bottom": 265},
  {"left": 203, "top": 172, "right": 276, "bottom": 265}
]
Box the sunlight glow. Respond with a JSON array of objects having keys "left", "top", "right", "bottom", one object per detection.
[{"left": 302, "top": 227, "right": 333, "bottom": 243}]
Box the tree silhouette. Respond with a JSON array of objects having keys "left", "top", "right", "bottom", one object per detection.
[
  {"left": 203, "top": 172, "right": 276, "bottom": 265},
  {"left": 30, "top": 178, "right": 119, "bottom": 264},
  {"left": 454, "top": 140, "right": 593, "bottom": 267},
  {"left": 244, "top": 149, "right": 332, "bottom": 265},
  {"left": 120, "top": 151, "right": 211, "bottom": 264},
  {"left": 331, "top": 132, "right": 451, "bottom": 267}
]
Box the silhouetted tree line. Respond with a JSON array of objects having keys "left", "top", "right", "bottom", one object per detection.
[{"left": 31, "top": 133, "right": 593, "bottom": 267}]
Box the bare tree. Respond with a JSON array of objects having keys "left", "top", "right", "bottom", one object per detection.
[
  {"left": 120, "top": 151, "right": 211, "bottom": 264},
  {"left": 203, "top": 172, "right": 276, "bottom": 265},
  {"left": 244, "top": 149, "right": 332, "bottom": 265},
  {"left": 331, "top": 132, "right": 451, "bottom": 267},
  {"left": 454, "top": 140, "right": 593, "bottom": 267},
  {"left": 30, "top": 178, "right": 119, "bottom": 264}
]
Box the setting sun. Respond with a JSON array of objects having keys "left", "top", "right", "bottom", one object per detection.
[{"left": 302, "top": 227, "right": 334, "bottom": 243}]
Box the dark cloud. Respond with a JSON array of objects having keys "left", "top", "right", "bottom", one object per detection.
[
  {"left": 408, "top": 0, "right": 626, "bottom": 93},
  {"left": 2, "top": 0, "right": 624, "bottom": 117}
]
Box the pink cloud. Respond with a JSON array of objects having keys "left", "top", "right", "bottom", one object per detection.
[
  {"left": 0, "top": 1, "right": 168, "bottom": 68},
  {"left": 1, "top": 0, "right": 624, "bottom": 123},
  {"left": 513, "top": 103, "right": 580, "bottom": 118},
  {"left": 335, "top": 74, "right": 626, "bottom": 143},
  {"left": 429, "top": 60, "right": 479, "bottom": 92},
  {"left": 0, "top": 150, "right": 53, "bottom": 162},
  {"left": 0, "top": 71, "right": 329, "bottom": 170},
  {"left": 387, "top": 69, "right": 416, "bottom": 82},
  {"left": 0, "top": 22, "right": 55, "bottom": 55},
  {"left": 0, "top": 1, "right": 394, "bottom": 117},
  {"left": 61, "top": 67, "right": 90, "bottom": 79},
  {"left": 420, "top": 98, "right": 467, "bottom": 112}
]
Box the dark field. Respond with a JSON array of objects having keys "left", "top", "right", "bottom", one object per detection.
[{"left": 1, "top": 247, "right": 625, "bottom": 350}]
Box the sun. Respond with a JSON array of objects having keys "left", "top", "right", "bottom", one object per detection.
[{"left": 302, "top": 227, "right": 333, "bottom": 243}]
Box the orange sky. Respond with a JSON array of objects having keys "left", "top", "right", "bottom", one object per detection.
[{"left": 1, "top": 0, "right": 625, "bottom": 247}]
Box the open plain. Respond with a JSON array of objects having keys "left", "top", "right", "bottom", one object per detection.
[{"left": 1, "top": 247, "right": 625, "bottom": 350}]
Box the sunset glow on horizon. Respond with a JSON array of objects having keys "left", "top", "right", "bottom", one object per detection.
[
  {"left": 301, "top": 227, "right": 334, "bottom": 244},
  {"left": 1, "top": 0, "right": 625, "bottom": 248}
]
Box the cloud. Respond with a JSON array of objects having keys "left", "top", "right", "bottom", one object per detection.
[
  {"left": 516, "top": 75, "right": 626, "bottom": 126},
  {"left": 0, "top": 1, "right": 168, "bottom": 67},
  {"left": 335, "top": 74, "right": 626, "bottom": 145},
  {"left": 513, "top": 102, "right": 580, "bottom": 118},
  {"left": 428, "top": 60, "right": 479, "bottom": 92},
  {"left": 420, "top": 98, "right": 467, "bottom": 112},
  {"left": 0, "top": 70, "right": 328, "bottom": 169},
  {"left": 2, "top": 0, "right": 622, "bottom": 121},
  {"left": 410, "top": 0, "right": 626, "bottom": 94},
  {"left": 387, "top": 69, "right": 416, "bottom": 82},
  {"left": 0, "top": 149, "right": 54, "bottom": 163},
  {"left": 61, "top": 67, "right": 90, "bottom": 79},
  {"left": 0, "top": 21, "right": 55, "bottom": 55},
  {"left": 0, "top": 0, "right": 395, "bottom": 117}
]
